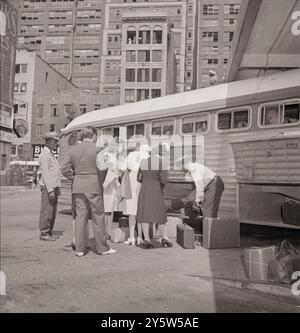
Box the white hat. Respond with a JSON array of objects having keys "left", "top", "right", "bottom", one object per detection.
[{"left": 44, "top": 131, "right": 60, "bottom": 141}]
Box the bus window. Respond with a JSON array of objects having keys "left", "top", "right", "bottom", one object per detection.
[
  {"left": 126, "top": 123, "right": 145, "bottom": 140},
  {"left": 182, "top": 113, "right": 209, "bottom": 134},
  {"left": 233, "top": 110, "right": 249, "bottom": 128},
  {"left": 283, "top": 103, "right": 300, "bottom": 124},
  {"left": 68, "top": 131, "right": 80, "bottom": 146},
  {"left": 217, "top": 107, "right": 250, "bottom": 131},
  {"left": 151, "top": 118, "right": 174, "bottom": 136},
  {"left": 218, "top": 112, "right": 231, "bottom": 130},
  {"left": 259, "top": 100, "right": 300, "bottom": 127}
]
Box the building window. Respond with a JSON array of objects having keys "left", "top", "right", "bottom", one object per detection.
[
  {"left": 152, "top": 68, "right": 161, "bottom": 82},
  {"left": 224, "top": 4, "right": 240, "bottom": 15},
  {"left": 217, "top": 108, "right": 251, "bottom": 131},
  {"left": 126, "top": 50, "right": 136, "bottom": 62},
  {"left": 15, "top": 64, "right": 27, "bottom": 74},
  {"left": 151, "top": 89, "right": 161, "bottom": 99},
  {"left": 202, "top": 31, "right": 218, "bottom": 42},
  {"left": 80, "top": 104, "right": 87, "bottom": 114},
  {"left": 1, "top": 154, "right": 7, "bottom": 171},
  {"left": 37, "top": 104, "right": 44, "bottom": 117},
  {"left": 36, "top": 124, "right": 43, "bottom": 137},
  {"left": 259, "top": 100, "right": 300, "bottom": 127},
  {"left": 203, "top": 4, "right": 219, "bottom": 15},
  {"left": 137, "top": 89, "right": 149, "bottom": 101},
  {"left": 51, "top": 105, "right": 58, "bottom": 117},
  {"left": 127, "top": 29, "right": 136, "bottom": 44},
  {"left": 14, "top": 83, "right": 19, "bottom": 92},
  {"left": 11, "top": 145, "right": 17, "bottom": 156},
  {"left": 137, "top": 69, "right": 150, "bottom": 82},
  {"left": 20, "top": 83, "right": 27, "bottom": 92},
  {"left": 151, "top": 118, "right": 174, "bottom": 136},
  {"left": 125, "top": 89, "right": 135, "bottom": 103},
  {"left": 126, "top": 68, "right": 136, "bottom": 82},
  {"left": 50, "top": 124, "right": 55, "bottom": 132},
  {"left": 152, "top": 50, "right": 162, "bottom": 62},
  {"left": 153, "top": 28, "right": 162, "bottom": 44},
  {"left": 137, "top": 50, "right": 150, "bottom": 62},
  {"left": 182, "top": 113, "right": 209, "bottom": 134},
  {"left": 45, "top": 72, "right": 48, "bottom": 82},
  {"left": 126, "top": 123, "right": 145, "bottom": 140},
  {"left": 224, "top": 31, "right": 234, "bottom": 42},
  {"left": 138, "top": 27, "right": 150, "bottom": 44}
]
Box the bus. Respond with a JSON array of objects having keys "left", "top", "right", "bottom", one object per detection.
[{"left": 59, "top": 69, "right": 300, "bottom": 230}]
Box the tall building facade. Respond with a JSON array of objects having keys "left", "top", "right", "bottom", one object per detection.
[
  {"left": 15, "top": 0, "right": 104, "bottom": 92},
  {"left": 100, "top": 0, "right": 198, "bottom": 103},
  {"left": 120, "top": 10, "right": 177, "bottom": 104},
  {"left": 197, "top": 0, "right": 241, "bottom": 88}
]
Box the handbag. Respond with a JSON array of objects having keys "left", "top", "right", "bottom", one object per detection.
[
  {"left": 268, "top": 239, "right": 300, "bottom": 284},
  {"left": 119, "top": 170, "right": 132, "bottom": 200}
]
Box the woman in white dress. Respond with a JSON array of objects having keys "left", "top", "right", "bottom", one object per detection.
[{"left": 124, "top": 143, "right": 151, "bottom": 246}]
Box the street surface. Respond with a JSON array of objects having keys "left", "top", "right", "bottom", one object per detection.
[{"left": 1, "top": 189, "right": 299, "bottom": 313}]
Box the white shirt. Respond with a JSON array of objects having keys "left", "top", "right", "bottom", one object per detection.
[
  {"left": 187, "top": 163, "right": 217, "bottom": 203},
  {"left": 39, "top": 146, "right": 61, "bottom": 192}
]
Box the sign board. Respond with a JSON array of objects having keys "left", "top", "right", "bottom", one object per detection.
[
  {"left": 0, "top": 102, "right": 13, "bottom": 129},
  {"left": 32, "top": 144, "right": 59, "bottom": 159},
  {"left": 0, "top": 1, "right": 18, "bottom": 143}
]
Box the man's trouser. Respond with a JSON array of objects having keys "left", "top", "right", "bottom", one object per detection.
[
  {"left": 184, "top": 175, "right": 225, "bottom": 218},
  {"left": 39, "top": 186, "right": 59, "bottom": 236},
  {"left": 74, "top": 193, "right": 109, "bottom": 254}
]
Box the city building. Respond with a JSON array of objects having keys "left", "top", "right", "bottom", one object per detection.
[
  {"left": 14, "top": 0, "right": 105, "bottom": 92},
  {"left": 100, "top": 0, "right": 198, "bottom": 103},
  {"left": 120, "top": 10, "right": 177, "bottom": 104},
  {"left": 197, "top": 0, "right": 241, "bottom": 87},
  {"left": 0, "top": 0, "right": 18, "bottom": 182},
  {"left": 11, "top": 49, "right": 77, "bottom": 160}
]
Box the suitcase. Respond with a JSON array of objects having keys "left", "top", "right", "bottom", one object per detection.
[
  {"left": 244, "top": 246, "right": 277, "bottom": 281},
  {"left": 153, "top": 214, "right": 183, "bottom": 238},
  {"left": 111, "top": 227, "right": 129, "bottom": 243},
  {"left": 202, "top": 218, "right": 240, "bottom": 249},
  {"left": 119, "top": 217, "right": 129, "bottom": 228},
  {"left": 281, "top": 201, "right": 300, "bottom": 226},
  {"left": 176, "top": 224, "right": 195, "bottom": 249}
]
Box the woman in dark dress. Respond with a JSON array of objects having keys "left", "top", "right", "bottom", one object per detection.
[{"left": 136, "top": 151, "right": 173, "bottom": 249}]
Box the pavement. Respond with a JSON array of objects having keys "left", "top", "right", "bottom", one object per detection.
[{"left": 0, "top": 187, "right": 300, "bottom": 313}]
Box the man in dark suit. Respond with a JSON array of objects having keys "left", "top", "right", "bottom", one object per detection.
[{"left": 61, "top": 126, "right": 116, "bottom": 257}]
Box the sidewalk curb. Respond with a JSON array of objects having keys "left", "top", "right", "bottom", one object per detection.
[{"left": 214, "top": 278, "right": 299, "bottom": 301}]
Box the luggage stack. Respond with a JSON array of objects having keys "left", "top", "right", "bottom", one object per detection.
[
  {"left": 244, "top": 246, "right": 277, "bottom": 281},
  {"left": 176, "top": 223, "right": 195, "bottom": 249},
  {"left": 281, "top": 201, "right": 300, "bottom": 226}
]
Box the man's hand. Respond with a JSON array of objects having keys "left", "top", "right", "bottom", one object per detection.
[{"left": 49, "top": 191, "right": 55, "bottom": 203}]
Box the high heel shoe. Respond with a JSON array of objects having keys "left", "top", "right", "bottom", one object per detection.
[
  {"left": 136, "top": 237, "right": 143, "bottom": 246},
  {"left": 124, "top": 237, "right": 136, "bottom": 246},
  {"left": 161, "top": 238, "right": 173, "bottom": 248},
  {"left": 142, "top": 240, "right": 154, "bottom": 250}
]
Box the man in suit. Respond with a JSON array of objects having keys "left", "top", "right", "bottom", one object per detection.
[
  {"left": 61, "top": 126, "right": 116, "bottom": 257},
  {"left": 39, "top": 132, "right": 61, "bottom": 241}
]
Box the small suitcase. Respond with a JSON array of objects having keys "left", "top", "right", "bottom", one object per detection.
[
  {"left": 176, "top": 224, "right": 195, "bottom": 249},
  {"left": 202, "top": 218, "right": 240, "bottom": 249},
  {"left": 281, "top": 201, "right": 300, "bottom": 226},
  {"left": 244, "top": 246, "right": 277, "bottom": 281},
  {"left": 119, "top": 217, "right": 129, "bottom": 228}
]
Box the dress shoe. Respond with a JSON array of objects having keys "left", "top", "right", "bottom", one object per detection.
[
  {"left": 75, "top": 252, "right": 85, "bottom": 257},
  {"left": 162, "top": 238, "right": 173, "bottom": 248},
  {"left": 142, "top": 240, "right": 154, "bottom": 250},
  {"left": 101, "top": 248, "right": 117, "bottom": 255},
  {"left": 40, "top": 234, "right": 56, "bottom": 241},
  {"left": 136, "top": 237, "right": 143, "bottom": 246}
]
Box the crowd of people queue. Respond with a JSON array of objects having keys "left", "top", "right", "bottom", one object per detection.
[{"left": 38, "top": 126, "right": 224, "bottom": 257}]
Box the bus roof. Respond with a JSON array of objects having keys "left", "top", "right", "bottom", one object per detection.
[{"left": 63, "top": 69, "right": 300, "bottom": 134}]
